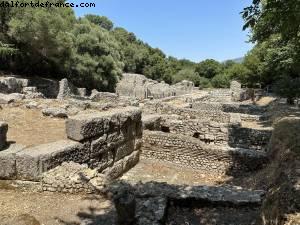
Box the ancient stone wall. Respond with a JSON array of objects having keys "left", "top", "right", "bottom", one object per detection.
[
  {"left": 192, "top": 102, "right": 265, "bottom": 115},
  {"left": 0, "top": 77, "right": 28, "bottom": 94},
  {"left": 142, "top": 131, "right": 267, "bottom": 176},
  {"left": 0, "top": 107, "right": 143, "bottom": 182},
  {"left": 116, "top": 73, "right": 194, "bottom": 100},
  {"left": 142, "top": 101, "right": 233, "bottom": 123}
]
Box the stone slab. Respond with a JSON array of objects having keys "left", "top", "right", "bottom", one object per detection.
[
  {"left": 15, "top": 140, "right": 87, "bottom": 181},
  {"left": 0, "top": 144, "right": 24, "bottom": 179},
  {"left": 66, "top": 107, "right": 142, "bottom": 141}
]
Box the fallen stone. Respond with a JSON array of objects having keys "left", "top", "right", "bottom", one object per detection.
[
  {"left": 0, "top": 93, "right": 25, "bottom": 104},
  {"left": 142, "top": 115, "right": 162, "bottom": 131},
  {"left": 42, "top": 107, "right": 68, "bottom": 118},
  {"left": 90, "top": 90, "right": 119, "bottom": 102}
]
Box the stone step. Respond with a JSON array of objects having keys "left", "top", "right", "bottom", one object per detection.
[{"left": 0, "top": 140, "right": 86, "bottom": 181}]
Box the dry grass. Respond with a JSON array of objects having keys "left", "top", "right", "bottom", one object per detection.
[{"left": 0, "top": 106, "right": 67, "bottom": 147}]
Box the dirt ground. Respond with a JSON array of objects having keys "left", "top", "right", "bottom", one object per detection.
[
  {"left": 120, "top": 159, "right": 230, "bottom": 186},
  {"left": 0, "top": 190, "right": 115, "bottom": 225},
  {"left": 0, "top": 106, "right": 67, "bottom": 147}
]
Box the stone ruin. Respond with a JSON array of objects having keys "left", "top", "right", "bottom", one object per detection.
[
  {"left": 0, "top": 73, "right": 298, "bottom": 225},
  {"left": 116, "top": 73, "right": 194, "bottom": 100}
]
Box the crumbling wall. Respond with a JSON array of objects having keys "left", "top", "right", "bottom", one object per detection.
[{"left": 142, "top": 131, "right": 267, "bottom": 176}]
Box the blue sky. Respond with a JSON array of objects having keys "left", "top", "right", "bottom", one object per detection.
[{"left": 72, "top": 0, "right": 254, "bottom": 62}]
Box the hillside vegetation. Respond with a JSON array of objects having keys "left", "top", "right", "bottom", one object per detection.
[{"left": 0, "top": 0, "right": 300, "bottom": 102}]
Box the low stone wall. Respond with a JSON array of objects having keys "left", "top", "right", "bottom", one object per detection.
[
  {"left": 159, "top": 118, "right": 272, "bottom": 150},
  {"left": 161, "top": 118, "right": 229, "bottom": 145},
  {"left": 142, "top": 131, "right": 267, "bottom": 176},
  {"left": 228, "top": 127, "right": 272, "bottom": 151},
  {"left": 142, "top": 101, "right": 232, "bottom": 123},
  {"left": 0, "top": 107, "right": 143, "bottom": 183},
  {"left": 192, "top": 102, "right": 265, "bottom": 115}
]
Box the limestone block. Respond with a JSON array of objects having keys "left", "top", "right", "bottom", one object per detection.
[
  {"left": 77, "top": 88, "right": 87, "bottom": 97},
  {"left": 0, "top": 144, "right": 24, "bottom": 179},
  {"left": 115, "top": 140, "right": 135, "bottom": 162},
  {"left": 0, "top": 121, "right": 8, "bottom": 150},
  {"left": 66, "top": 107, "right": 141, "bottom": 141},
  {"left": 142, "top": 114, "right": 162, "bottom": 131},
  {"left": 42, "top": 107, "right": 68, "bottom": 118},
  {"left": 57, "top": 78, "right": 71, "bottom": 99},
  {"left": 16, "top": 140, "right": 87, "bottom": 181},
  {"left": 0, "top": 93, "right": 24, "bottom": 104},
  {"left": 90, "top": 90, "right": 118, "bottom": 102}
]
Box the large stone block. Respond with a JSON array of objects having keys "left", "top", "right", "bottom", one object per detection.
[
  {"left": 66, "top": 107, "right": 142, "bottom": 141},
  {"left": 15, "top": 140, "right": 87, "bottom": 181},
  {"left": 0, "top": 144, "right": 24, "bottom": 179}
]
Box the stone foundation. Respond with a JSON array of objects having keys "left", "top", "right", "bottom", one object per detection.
[
  {"left": 0, "top": 107, "right": 143, "bottom": 186},
  {"left": 142, "top": 131, "right": 267, "bottom": 176}
]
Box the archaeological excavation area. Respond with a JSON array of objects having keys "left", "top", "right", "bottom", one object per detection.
[{"left": 0, "top": 73, "right": 299, "bottom": 225}]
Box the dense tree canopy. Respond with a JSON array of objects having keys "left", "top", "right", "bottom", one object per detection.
[
  {"left": 242, "top": 0, "right": 300, "bottom": 103},
  {"left": 3, "top": 0, "right": 297, "bottom": 95}
]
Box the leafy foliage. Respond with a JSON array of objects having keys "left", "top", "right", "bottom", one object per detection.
[
  {"left": 195, "top": 59, "right": 223, "bottom": 79},
  {"left": 242, "top": 0, "right": 300, "bottom": 103}
]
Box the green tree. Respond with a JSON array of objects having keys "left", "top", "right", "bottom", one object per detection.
[
  {"left": 70, "top": 19, "right": 123, "bottom": 91},
  {"left": 211, "top": 74, "right": 230, "bottom": 88},
  {"left": 7, "top": 0, "right": 76, "bottom": 74},
  {"left": 224, "top": 63, "right": 251, "bottom": 85},
  {"left": 85, "top": 14, "right": 114, "bottom": 31},
  {"left": 172, "top": 68, "right": 200, "bottom": 86},
  {"left": 195, "top": 59, "right": 223, "bottom": 79}
]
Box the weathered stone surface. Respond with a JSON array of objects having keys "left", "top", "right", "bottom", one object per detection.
[
  {"left": 15, "top": 140, "right": 87, "bottom": 181},
  {"left": 66, "top": 107, "right": 142, "bottom": 141},
  {"left": 104, "top": 150, "right": 140, "bottom": 180},
  {"left": 42, "top": 162, "right": 107, "bottom": 194},
  {"left": 142, "top": 114, "right": 162, "bottom": 131},
  {"left": 0, "top": 77, "right": 28, "bottom": 94},
  {"left": 110, "top": 182, "right": 265, "bottom": 225},
  {"left": 142, "top": 131, "right": 267, "bottom": 175},
  {"left": 57, "top": 78, "right": 71, "bottom": 99},
  {"left": 0, "top": 121, "right": 8, "bottom": 150},
  {"left": 0, "top": 144, "right": 24, "bottom": 179},
  {"left": 116, "top": 73, "right": 193, "bottom": 100},
  {"left": 77, "top": 88, "right": 86, "bottom": 97},
  {"left": 0, "top": 93, "right": 25, "bottom": 104},
  {"left": 23, "top": 86, "right": 45, "bottom": 99},
  {"left": 231, "top": 80, "right": 242, "bottom": 102},
  {"left": 90, "top": 90, "right": 118, "bottom": 102},
  {"left": 42, "top": 107, "right": 68, "bottom": 118}
]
